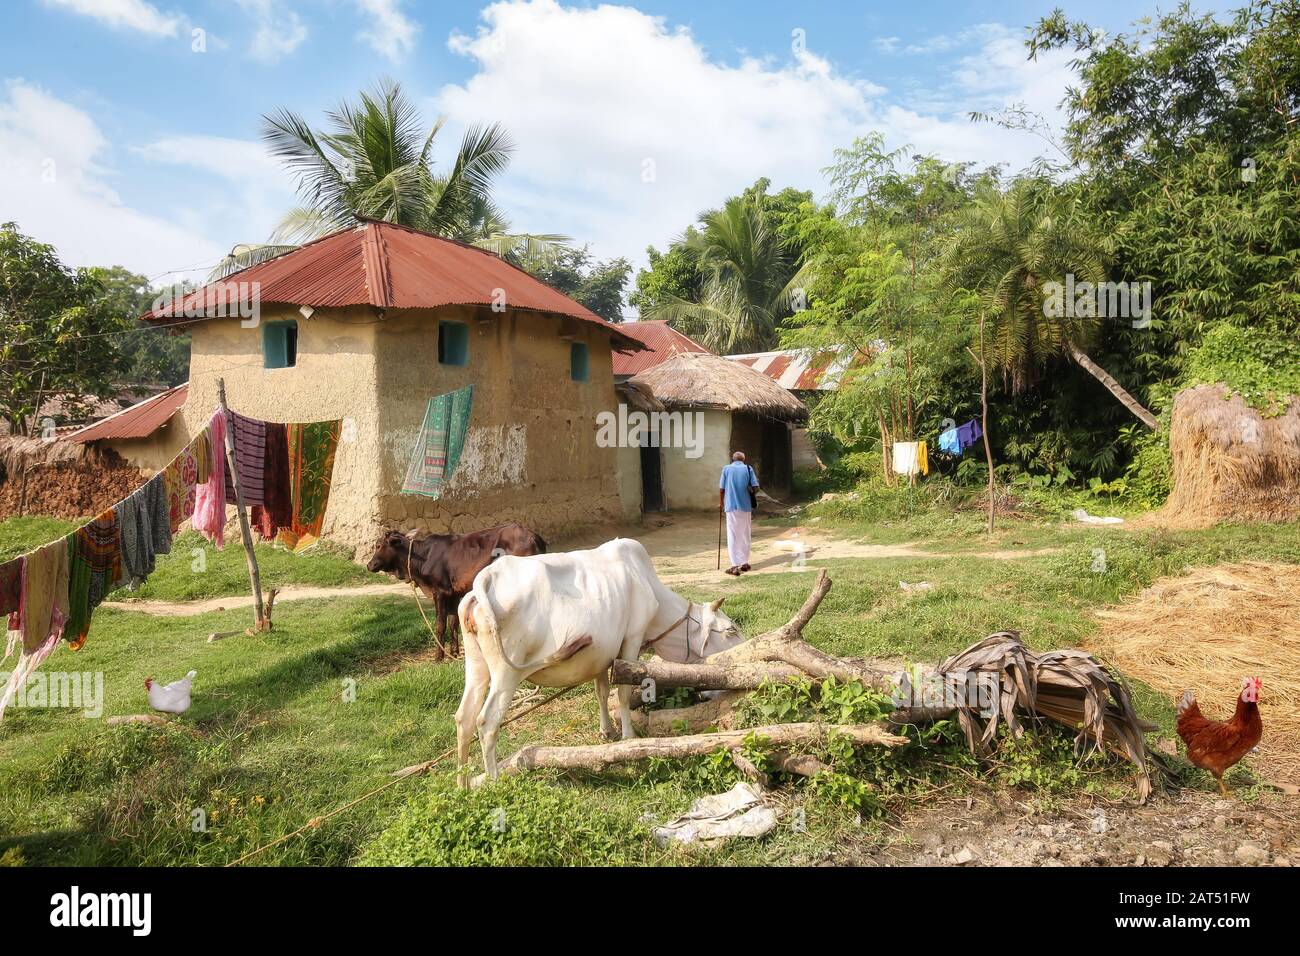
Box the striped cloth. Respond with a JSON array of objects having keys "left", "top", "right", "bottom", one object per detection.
[
  {"left": 402, "top": 385, "right": 474, "bottom": 498},
  {"left": 223, "top": 410, "right": 268, "bottom": 506}
]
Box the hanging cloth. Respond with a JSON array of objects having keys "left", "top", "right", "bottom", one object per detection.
[
  {"left": 277, "top": 419, "right": 342, "bottom": 553},
  {"left": 223, "top": 410, "right": 268, "bottom": 506},
  {"left": 917, "top": 439, "right": 929, "bottom": 476},
  {"left": 116, "top": 474, "right": 173, "bottom": 587},
  {"left": 69, "top": 509, "right": 122, "bottom": 649},
  {"left": 956, "top": 419, "right": 983, "bottom": 452},
  {"left": 938, "top": 426, "right": 961, "bottom": 456},
  {"left": 0, "top": 557, "right": 22, "bottom": 621},
  {"left": 402, "top": 385, "right": 474, "bottom": 499},
  {"left": 0, "top": 539, "right": 70, "bottom": 721},
  {"left": 193, "top": 411, "right": 228, "bottom": 548},
  {"left": 163, "top": 434, "right": 204, "bottom": 532},
  {"left": 254, "top": 421, "right": 292, "bottom": 541},
  {"left": 892, "top": 441, "right": 921, "bottom": 477}
]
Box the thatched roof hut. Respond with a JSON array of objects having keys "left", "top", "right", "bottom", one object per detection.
[
  {"left": 629, "top": 351, "right": 808, "bottom": 423},
  {"left": 1162, "top": 384, "right": 1300, "bottom": 525},
  {"left": 626, "top": 351, "right": 808, "bottom": 511}
]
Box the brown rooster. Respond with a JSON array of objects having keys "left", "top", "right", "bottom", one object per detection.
[{"left": 1176, "top": 677, "right": 1263, "bottom": 796}]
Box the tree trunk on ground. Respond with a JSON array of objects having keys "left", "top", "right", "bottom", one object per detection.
[
  {"left": 492, "top": 722, "right": 908, "bottom": 778},
  {"left": 1067, "top": 342, "right": 1160, "bottom": 431}
]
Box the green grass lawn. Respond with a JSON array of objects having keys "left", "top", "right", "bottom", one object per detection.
[{"left": 1, "top": 511, "right": 1296, "bottom": 866}]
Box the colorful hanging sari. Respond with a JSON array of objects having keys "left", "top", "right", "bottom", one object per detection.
[
  {"left": 401, "top": 385, "right": 474, "bottom": 498},
  {"left": 277, "top": 419, "right": 341, "bottom": 554},
  {"left": 193, "top": 411, "right": 227, "bottom": 548}
]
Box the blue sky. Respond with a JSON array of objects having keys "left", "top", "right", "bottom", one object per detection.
[{"left": 0, "top": 0, "right": 1172, "bottom": 286}]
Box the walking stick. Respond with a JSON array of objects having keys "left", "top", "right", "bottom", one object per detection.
[{"left": 716, "top": 505, "right": 723, "bottom": 570}]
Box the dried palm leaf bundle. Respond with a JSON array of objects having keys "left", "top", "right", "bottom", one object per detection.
[{"left": 937, "top": 631, "right": 1160, "bottom": 801}]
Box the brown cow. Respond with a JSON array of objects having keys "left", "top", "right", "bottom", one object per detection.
[{"left": 367, "top": 523, "right": 546, "bottom": 659}]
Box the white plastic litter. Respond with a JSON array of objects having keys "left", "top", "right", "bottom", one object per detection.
[
  {"left": 652, "top": 782, "right": 778, "bottom": 846},
  {"left": 1072, "top": 508, "right": 1124, "bottom": 525}
]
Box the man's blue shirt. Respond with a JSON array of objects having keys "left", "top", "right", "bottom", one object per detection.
[{"left": 719, "top": 460, "right": 758, "bottom": 512}]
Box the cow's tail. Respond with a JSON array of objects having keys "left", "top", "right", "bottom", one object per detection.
[
  {"left": 462, "top": 580, "right": 589, "bottom": 675},
  {"left": 533, "top": 532, "right": 547, "bottom": 554}
]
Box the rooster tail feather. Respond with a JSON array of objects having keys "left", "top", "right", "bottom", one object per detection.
[
  {"left": 185, "top": 670, "right": 197, "bottom": 680},
  {"left": 1177, "top": 689, "right": 1195, "bottom": 714}
]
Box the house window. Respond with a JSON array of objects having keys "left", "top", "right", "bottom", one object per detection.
[
  {"left": 570, "top": 342, "right": 589, "bottom": 382},
  {"left": 438, "top": 320, "right": 469, "bottom": 366},
  {"left": 263, "top": 320, "right": 298, "bottom": 369}
]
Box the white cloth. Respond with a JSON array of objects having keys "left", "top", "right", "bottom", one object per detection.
[
  {"left": 892, "top": 441, "right": 921, "bottom": 476},
  {"left": 726, "top": 509, "right": 752, "bottom": 567}
]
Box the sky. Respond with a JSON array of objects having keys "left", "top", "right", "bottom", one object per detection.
[{"left": 0, "top": 0, "right": 1175, "bottom": 289}]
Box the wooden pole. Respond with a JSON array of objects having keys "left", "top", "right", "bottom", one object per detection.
[
  {"left": 216, "top": 377, "right": 267, "bottom": 630},
  {"left": 966, "top": 315, "right": 995, "bottom": 535}
]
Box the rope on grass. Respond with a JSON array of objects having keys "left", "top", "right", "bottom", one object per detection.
[{"left": 224, "top": 682, "right": 581, "bottom": 867}]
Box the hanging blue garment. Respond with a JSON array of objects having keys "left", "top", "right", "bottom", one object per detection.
[
  {"left": 956, "top": 419, "right": 983, "bottom": 452},
  {"left": 938, "top": 426, "right": 961, "bottom": 455}
]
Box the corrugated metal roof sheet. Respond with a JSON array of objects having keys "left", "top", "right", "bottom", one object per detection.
[
  {"left": 142, "top": 221, "right": 643, "bottom": 352},
  {"left": 610, "top": 321, "right": 711, "bottom": 375},
  {"left": 64, "top": 383, "right": 188, "bottom": 443},
  {"left": 723, "top": 347, "right": 865, "bottom": 391}
]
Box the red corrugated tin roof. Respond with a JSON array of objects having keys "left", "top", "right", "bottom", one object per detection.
[
  {"left": 141, "top": 221, "right": 643, "bottom": 352},
  {"left": 610, "top": 321, "right": 711, "bottom": 375},
  {"left": 65, "top": 383, "right": 188, "bottom": 443},
  {"left": 723, "top": 347, "right": 871, "bottom": 391}
]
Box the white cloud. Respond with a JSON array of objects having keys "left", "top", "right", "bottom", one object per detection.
[
  {"left": 0, "top": 80, "right": 224, "bottom": 282},
  {"left": 434, "top": 1, "right": 1076, "bottom": 271},
  {"left": 236, "top": 0, "right": 307, "bottom": 63},
  {"left": 42, "top": 0, "right": 180, "bottom": 37},
  {"left": 355, "top": 0, "right": 419, "bottom": 61}
]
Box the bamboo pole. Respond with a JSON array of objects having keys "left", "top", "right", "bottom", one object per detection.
[{"left": 216, "top": 377, "right": 266, "bottom": 630}]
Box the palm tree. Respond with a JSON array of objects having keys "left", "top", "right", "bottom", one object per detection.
[
  {"left": 940, "top": 180, "right": 1159, "bottom": 430},
  {"left": 646, "top": 192, "right": 802, "bottom": 354},
  {"left": 211, "top": 80, "right": 567, "bottom": 278}
]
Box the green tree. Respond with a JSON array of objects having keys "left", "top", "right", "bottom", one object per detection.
[
  {"left": 938, "top": 180, "right": 1160, "bottom": 430},
  {"left": 0, "top": 224, "right": 132, "bottom": 433},
  {"left": 644, "top": 183, "right": 805, "bottom": 353},
  {"left": 214, "top": 79, "right": 567, "bottom": 277},
  {"left": 629, "top": 242, "right": 702, "bottom": 316},
  {"left": 526, "top": 247, "right": 631, "bottom": 323},
  {"left": 87, "top": 266, "right": 190, "bottom": 386}
]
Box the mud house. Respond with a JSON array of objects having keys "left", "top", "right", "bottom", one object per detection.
[
  {"left": 628, "top": 351, "right": 807, "bottom": 510},
  {"left": 129, "top": 221, "right": 643, "bottom": 553}
]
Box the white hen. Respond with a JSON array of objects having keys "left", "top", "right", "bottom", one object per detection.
[{"left": 145, "top": 670, "right": 196, "bottom": 714}]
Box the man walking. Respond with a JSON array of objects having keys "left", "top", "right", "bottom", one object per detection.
[{"left": 719, "top": 451, "right": 759, "bottom": 576}]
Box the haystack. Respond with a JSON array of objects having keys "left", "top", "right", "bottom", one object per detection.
[
  {"left": 1161, "top": 384, "right": 1300, "bottom": 525},
  {"left": 1089, "top": 562, "right": 1300, "bottom": 786}
]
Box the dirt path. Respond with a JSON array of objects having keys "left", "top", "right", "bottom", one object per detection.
[
  {"left": 101, "top": 581, "right": 410, "bottom": 617},
  {"left": 104, "top": 511, "right": 1059, "bottom": 616}
]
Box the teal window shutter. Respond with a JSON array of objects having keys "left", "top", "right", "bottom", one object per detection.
[
  {"left": 262, "top": 320, "right": 298, "bottom": 369},
  {"left": 438, "top": 321, "right": 469, "bottom": 366},
  {"left": 570, "top": 342, "right": 589, "bottom": 382}
]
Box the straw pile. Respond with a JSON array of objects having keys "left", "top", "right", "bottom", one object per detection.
[
  {"left": 629, "top": 351, "right": 808, "bottom": 422},
  {"left": 1161, "top": 384, "right": 1300, "bottom": 526},
  {"left": 1090, "top": 562, "right": 1300, "bottom": 785}
]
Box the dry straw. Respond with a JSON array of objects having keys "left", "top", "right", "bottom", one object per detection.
[
  {"left": 1161, "top": 384, "right": 1300, "bottom": 526},
  {"left": 1090, "top": 562, "right": 1300, "bottom": 785},
  {"left": 630, "top": 351, "right": 808, "bottom": 423}
]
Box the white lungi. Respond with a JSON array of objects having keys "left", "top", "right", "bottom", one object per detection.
[{"left": 726, "top": 509, "right": 752, "bottom": 567}]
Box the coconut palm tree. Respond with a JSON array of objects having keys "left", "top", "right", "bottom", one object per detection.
[
  {"left": 646, "top": 193, "right": 803, "bottom": 354},
  {"left": 940, "top": 180, "right": 1159, "bottom": 430},
  {"left": 210, "top": 80, "right": 567, "bottom": 279}
]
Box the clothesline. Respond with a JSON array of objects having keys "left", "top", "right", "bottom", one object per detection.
[{"left": 1, "top": 406, "right": 343, "bottom": 721}]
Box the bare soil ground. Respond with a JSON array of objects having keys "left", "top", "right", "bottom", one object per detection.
[{"left": 838, "top": 789, "right": 1298, "bottom": 867}]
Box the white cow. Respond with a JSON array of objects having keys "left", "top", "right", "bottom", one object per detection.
[{"left": 455, "top": 537, "right": 744, "bottom": 785}]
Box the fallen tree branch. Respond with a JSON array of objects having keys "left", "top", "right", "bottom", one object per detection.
[
  {"left": 493, "top": 722, "right": 908, "bottom": 778},
  {"left": 627, "top": 690, "right": 747, "bottom": 735}
]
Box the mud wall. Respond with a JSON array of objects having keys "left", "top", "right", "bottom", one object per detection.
[{"left": 0, "top": 441, "right": 147, "bottom": 520}]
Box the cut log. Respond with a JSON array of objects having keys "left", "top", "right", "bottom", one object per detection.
[
  {"left": 611, "top": 657, "right": 804, "bottom": 691},
  {"left": 627, "top": 690, "right": 747, "bottom": 735},
  {"left": 490, "top": 721, "right": 907, "bottom": 780}
]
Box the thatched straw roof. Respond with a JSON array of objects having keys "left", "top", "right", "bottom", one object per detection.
[
  {"left": 629, "top": 351, "right": 808, "bottom": 423},
  {"left": 615, "top": 380, "right": 665, "bottom": 414}
]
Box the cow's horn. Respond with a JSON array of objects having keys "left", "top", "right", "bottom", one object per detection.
[{"left": 708, "top": 597, "right": 725, "bottom": 612}]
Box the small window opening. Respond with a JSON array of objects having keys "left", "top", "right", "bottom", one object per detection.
[
  {"left": 263, "top": 320, "right": 298, "bottom": 369},
  {"left": 439, "top": 320, "right": 469, "bottom": 366},
  {"left": 570, "top": 342, "right": 589, "bottom": 382}
]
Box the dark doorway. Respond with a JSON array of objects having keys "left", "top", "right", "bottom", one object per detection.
[
  {"left": 640, "top": 444, "right": 664, "bottom": 511},
  {"left": 759, "top": 420, "right": 793, "bottom": 493}
]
